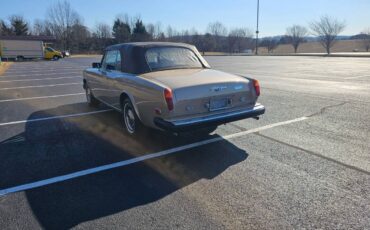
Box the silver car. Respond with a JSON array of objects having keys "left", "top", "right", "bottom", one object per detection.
[{"left": 83, "top": 42, "right": 265, "bottom": 136}]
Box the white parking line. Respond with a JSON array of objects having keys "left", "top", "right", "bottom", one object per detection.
[
  {"left": 0, "top": 82, "right": 82, "bottom": 90},
  {"left": 2, "top": 71, "right": 81, "bottom": 77},
  {"left": 0, "top": 109, "right": 113, "bottom": 126},
  {"left": 7, "top": 66, "right": 85, "bottom": 71},
  {"left": 0, "top": 76, "right": 82, "bottom": 83},
  {"left": 6, "top": 69, "right": 83, "bottom": 73},
  {"left": 0, "top": 116, "right": 308, "bottom": 196},
  {"left": 0, "top": 93, "right": 85, "bottom": 103}
]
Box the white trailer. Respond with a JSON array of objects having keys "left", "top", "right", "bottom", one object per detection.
[{"left": 0, "top": 39, "right": 44, "bottom": 60}]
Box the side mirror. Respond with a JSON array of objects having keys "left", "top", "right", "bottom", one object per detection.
[
  {"left": 106, "top": 64, "right": 116, "bottom": 71},
  {"left": 92, "top": 62, "right": 101, "bottom": 68}
]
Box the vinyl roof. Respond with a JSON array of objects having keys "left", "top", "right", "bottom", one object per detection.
[
  {"left": 105, "top": 42, "right": 196, "bottom": 51},
  {"left": 104, "top": 42, "right": 210, "bottom": 74}
]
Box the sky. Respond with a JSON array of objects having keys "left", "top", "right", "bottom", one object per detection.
[{"left": 1, "top": 0, "right": 369, "bottom": 37}]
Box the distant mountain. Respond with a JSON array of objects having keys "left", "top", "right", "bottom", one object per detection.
[{"left": 351, "top": 34, "right": 370, "bottom": 40}]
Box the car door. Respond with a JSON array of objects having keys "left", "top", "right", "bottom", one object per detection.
[
  {"left": 106, "top": 50, "right": 132, "bottom": 109},
  {"left": 98, "top": 49, "right": 124, "bottom": 108},
  {"left": 89, "top": 51, "right": 115, "bottom": 103}
]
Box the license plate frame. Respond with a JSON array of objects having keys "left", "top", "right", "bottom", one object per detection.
[{"left": 209, "top": 98, "right": 229, "bottom": 111}]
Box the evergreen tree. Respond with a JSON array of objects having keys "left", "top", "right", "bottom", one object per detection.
[
  {"left": 10, "top": 15, "right": 28, "bottom": 35},
  {"left": 132, "top": 19, "right": 150, "bottom": 42},
  {"left": 112, "top": 18, "right": 131, "bottom": 43}
]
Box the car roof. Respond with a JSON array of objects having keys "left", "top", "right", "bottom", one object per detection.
[
  {"left": 103, "top": 42, "right": 210, "bottom": 74},
  {"left": 105, "top": 42, "right": 196, "bottom": 51}
]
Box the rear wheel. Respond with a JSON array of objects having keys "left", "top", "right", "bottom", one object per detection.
[
  {"left": 85, "top": 86, "right": 100, "bottom": 107},
  {"left": 52, "top": 55, "right": 60, "bottom": 61},
  {"left": 121, "top": 98, "right": 146, "bottom": 136}
]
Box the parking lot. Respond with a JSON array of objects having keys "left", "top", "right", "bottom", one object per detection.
[{"left": 0, "top": 56, "right": 369, "bottom": 229}]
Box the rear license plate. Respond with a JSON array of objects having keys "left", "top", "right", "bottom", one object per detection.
[{"left": 209, "top": 98, "right": 229, "bottom": 111}]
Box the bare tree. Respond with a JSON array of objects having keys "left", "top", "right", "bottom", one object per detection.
[
  {"left": 32, "top": 19, "right": 53, "bottom": 36},
  {"left": 260, "top": 37, "right": 278, "bottom": 53},
  {"left": 70, "top": 20, "right": 90, "bottom": 52},
  {"left": 146, "top": 23, "right": 155, "bottom": 40},
  {"left": 228, "top": 28, "right": 253, "bottom": 53},
  {"left": 166, "top": 25, "right": 173, "bottom": 40},
  {"left": 154, "top": 22, "right": 163, "bottom": 40},
  {"left": 93, "top": 23, "right": 111, "bottom": 51},
  {"left": 95, "top": 23, "right": 111, "bottom": 39},
  {"left": 362, "top": 28, "right": 370, "bottom": 52},
  {"left": 286, "top": 25, "right": 308, "bottom": 53},
  {"left": 310, "top": 15, "right": 346, "bottom": 54},
  {"left": 207, "top": 21, "right": 227, "bottom": 37},
  {"left": 47, "top": 0, "right": 81, "bottom": 50},
  {"left": 166, "top": 25, "right": 178, "bottom": 41},
  {"left": 207, "top": 21, "right": 227, "bottom": 51}
]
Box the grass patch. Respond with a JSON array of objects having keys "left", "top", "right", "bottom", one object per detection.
[
  {"left": 70, "top": 54, "right": 102, "bottom": 58},
  {"left": 0, "top": 62, "right": 13, "bottom": 76}
]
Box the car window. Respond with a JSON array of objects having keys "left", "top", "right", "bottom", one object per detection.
[
  {"left": 116, "top": 51, "right": 122, "bottom": 71},
  {"left": 145, "top": 47, "right": 203, "bottom": 71},
  {"left": 102, "top": 50, "right": 121, "bottom": 71},
  {"left": 102, "top": 50, "right": 117, "bottom": 70}
]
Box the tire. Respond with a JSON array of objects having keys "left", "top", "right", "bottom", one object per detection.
[
  {"left": 85, "top": 86, "right": 100, "bottom": 107},
  {"left": 121, "top": 98, "right": 146, "bottom": 137},
  {"left": 52, "top": 55, "right": 60, "bottom": 61}
]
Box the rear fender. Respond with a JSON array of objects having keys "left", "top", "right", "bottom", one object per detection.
[{"left": 120, "top": 91, "right": 142, "bottom": 122}]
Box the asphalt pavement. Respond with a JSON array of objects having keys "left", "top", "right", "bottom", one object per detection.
[{"left": 0, "top": 56, "right": 369, "bottom": 229}]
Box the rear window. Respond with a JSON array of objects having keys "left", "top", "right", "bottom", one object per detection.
[{"left": 145, "top": 47, "right": 203, "bottom": 71}]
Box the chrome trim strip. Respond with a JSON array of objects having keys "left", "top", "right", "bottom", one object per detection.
[{"left": 169, "top": 104, "right": 265, "bottom": 126}]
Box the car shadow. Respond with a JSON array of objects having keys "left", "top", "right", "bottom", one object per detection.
[{"left": 0, "top": 103, "right": 248, "bottom": 229}]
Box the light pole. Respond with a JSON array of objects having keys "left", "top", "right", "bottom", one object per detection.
[{"left": 255, "top": 0, "right": 260, "bottom": 55}]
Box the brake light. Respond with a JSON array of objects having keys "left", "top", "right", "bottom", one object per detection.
[
  {"left": 253, "top": 79, "right": 260, "bottom": 96},
  {"left": 164, "top": 88, "right": 174, "bottom": 111}
]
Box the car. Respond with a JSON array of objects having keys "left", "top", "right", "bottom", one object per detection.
[
  {"left": 44, "top": 47, "right": 63, "bottom": 60},
  {"left": 83, "top": 42, "right": 265, "bottom": 136},
  {"left": 62, "top": 50, "right": 70, "bottom": 57}
]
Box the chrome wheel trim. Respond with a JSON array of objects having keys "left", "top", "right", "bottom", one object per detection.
[
  {"left": 123, "top": 103, "right": 135, "bottom": 134},
  {"left": 86, "top": 88, "right": 91, "bottom": 103}
]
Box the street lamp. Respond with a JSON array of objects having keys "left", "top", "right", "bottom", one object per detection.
[{"left": 255, "top": 0, "right": 260, "bottom": 55}]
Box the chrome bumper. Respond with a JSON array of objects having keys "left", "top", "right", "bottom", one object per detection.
[{"left": 154, "top": 103, "right": 265, "bottom": 132}]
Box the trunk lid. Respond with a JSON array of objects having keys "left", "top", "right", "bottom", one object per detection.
[{"left": 141, "top": 69, "right": 257, "bottom": 118}]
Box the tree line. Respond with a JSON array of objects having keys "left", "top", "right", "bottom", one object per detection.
[
  {"left": 0, "top": 1, "right": 255, "bottom": 54},
  {"left": 0, "top": 1, "right": 369, "bottom": 54}
]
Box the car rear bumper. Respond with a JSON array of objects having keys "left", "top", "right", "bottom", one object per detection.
[{"left": 154, "top": 103, "right": 265, "bottom": 132}]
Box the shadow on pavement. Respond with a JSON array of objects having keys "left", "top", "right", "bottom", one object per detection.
[{"left": 0, "top": 103, "right": 248, "bottom": 229}]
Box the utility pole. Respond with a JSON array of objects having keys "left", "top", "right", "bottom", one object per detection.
[{"left": 255, "top": 0, "right": 260, "bottom": 55}]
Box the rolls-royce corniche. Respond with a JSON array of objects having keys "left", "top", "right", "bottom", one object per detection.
[{"left": 83, "top": 42, "right": 265, "bottom": 136}]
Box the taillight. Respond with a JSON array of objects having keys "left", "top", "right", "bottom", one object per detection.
[
  {"left": 163, "top": 88, "right": 174, "bottom": 111},
  {"left": 253, "top": 79, "right": 260, "bottom": 96}
]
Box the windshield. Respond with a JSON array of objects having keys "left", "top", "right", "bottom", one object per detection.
[{"left": 145, "top": 47, "right": 203, "bottom": 71}]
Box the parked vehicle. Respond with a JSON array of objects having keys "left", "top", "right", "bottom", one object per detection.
[
  {"left": 62, "top": 50, "right": 70, "bottom": 57},
  {"left": 83, "top": 42, "right": 265, "bottom": 136},
  {"left": 0, "top": 39, "right": 62, "bottom": 61},
  {"left": 44, "top": 47, "right": 63, "bottom": 60},
  {"left": 0, "top": 39, "right": 43, "bottom": 60}
]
